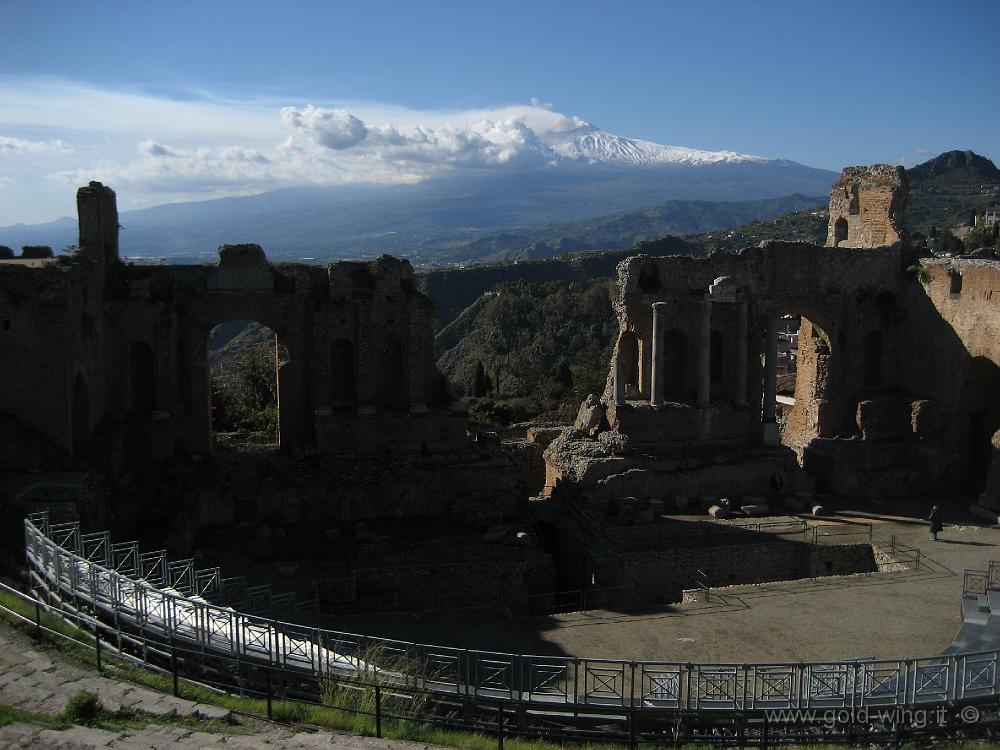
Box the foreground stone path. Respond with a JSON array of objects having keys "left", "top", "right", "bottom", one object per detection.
[{"left": 0, "top": 621, "right": 442, "bottom": 750}]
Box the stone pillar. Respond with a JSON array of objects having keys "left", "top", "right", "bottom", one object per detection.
[
  {"left": 613, "top": 357, "right": 626, "bottom": 407},
  {"left": 650, "top": 303, "right": 668, "bottom": 406},
  {"left": 697, "top": 299, "right": 711, "bottom": 406},
  {"left": 735, "top": 301, "right": 748, "bottom": 406},
  {"left": 763, "top": 311, "right": 778, "bottom": 423}
]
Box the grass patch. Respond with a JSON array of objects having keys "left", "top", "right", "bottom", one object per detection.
[{"left": 0, "top": 703, "right": 70, "bottom": 730}]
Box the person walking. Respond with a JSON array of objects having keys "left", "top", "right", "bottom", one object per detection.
[{"left": 929, "top": 505, "right": 943, "bottom": 542}]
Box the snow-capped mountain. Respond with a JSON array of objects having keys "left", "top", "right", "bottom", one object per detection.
[
  {"left": 0, "top": 123, "right": 837, "bottom": 263},
  {"left": 544, "top": 122, "right": 767, "bottom": 167}
]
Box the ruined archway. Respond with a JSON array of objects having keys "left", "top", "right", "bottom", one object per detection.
[
  {"left": 331, "top": 339, "right": 356, "bottom": 406},
  {"left": 129, "top": 342, "right": 156, "bottom": 414},
  {"left": 663, "top": 329, "right": 687, "bottom": 401},
  {"left": 618, "top": 330, "right": 640, "bottom": 398},
  {"left": 710, "top": 331, "right": 724, "bottom": 385},
  {"left": 374, "top": 334, "right": 406, "bottom": 409},
  {"left": 864, "top": 330, "right": 883, "bottom": 387},
  {"left": 833, "top": 218, "right": 848, "bottom": 247},
  {"left": 71, "top": 373, "right": 90, "bottom": 460},
  {"left": 209, "top": 320, "right": 280, "bottom": 450}
]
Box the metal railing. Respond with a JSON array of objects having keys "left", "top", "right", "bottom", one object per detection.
[{"left": 19, "top": 512, "right": 1000, "bottom": 745}]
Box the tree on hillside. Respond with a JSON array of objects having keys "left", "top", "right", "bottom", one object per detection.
[
  {"left": 472, "top": 360, "right": 492, "bottom": 397},
  {"left": 212, "top": 341, "right": 278, "bottom": 434}
]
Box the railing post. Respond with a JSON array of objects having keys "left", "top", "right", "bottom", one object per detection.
[
  {"left": 95, "top": 630, "right": 103, "bottom": 673},
  {"left": 266, "top": 668, "right": 273, "bottom": 720},
  {"left": 496, "top": 701, "right": 504, "bottom": 750},
  {"left": 375, "top": 682, "right": 382, "bottom": 738},
  {"left": 171, "top": 638, "right": 179, "bottom": 697},
  {"left": 34, "top": 599, "right": 42, "bottom": 640}
]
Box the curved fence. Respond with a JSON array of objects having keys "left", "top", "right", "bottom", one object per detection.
[{"left": 21, "top": 512, "right": 1000, "bottom": 745}]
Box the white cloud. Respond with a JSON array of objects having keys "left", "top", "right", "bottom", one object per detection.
[
  {"left": 0, "top": 77, "right": 603, "bottom": 219},
  {"left": 0, "top": 135, "right": 71, "bottom": 154},
  {"left": 282, "top": 106, "right": 368, "bottom": 150}
]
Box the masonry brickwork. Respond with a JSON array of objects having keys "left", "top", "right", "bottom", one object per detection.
[
  {"left": 0, "top": 183, "right": 526, "bottom": 548},
  {"left": 544, "top": 164, "right": 1000, "bottom": 511}
]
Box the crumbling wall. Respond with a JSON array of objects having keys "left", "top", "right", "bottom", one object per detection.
[
  {"left": 901, "top": 259, "right": 1000, "bottom": 498},
  {"left": 826, "top": 165, "right": 907, "bottom": 248}
]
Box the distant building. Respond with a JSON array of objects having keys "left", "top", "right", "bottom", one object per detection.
[{"left": 985, "top": 205, "right": 1000, "bottom": 228}]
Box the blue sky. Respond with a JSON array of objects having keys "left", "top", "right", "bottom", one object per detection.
[{"left": 0, "top": 0, "right": 997, "bottom": 224}]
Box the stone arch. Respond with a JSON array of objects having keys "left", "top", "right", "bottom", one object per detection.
[
  {"left": 129, "top": 342, "right": 156, "bottom": 414},
  {"left": 375, "top": 334, "right": 406, "bottom": 409},
  {"left": 710, "top": 331, "right": 724, "bottom": 385},
  {"left": 71, "top": 373, "right": 90, "bottom": 460},
  {"left": 330, "top": 339, "right": 356, "bottom": 405},
  {"left": 663, "top": 329, "right": 687, "bottom": 400},
  {"left": 618, "top": 330, "right": 640, "bottom": 396},
  {"left": 864, "top": 330, "right": 883, "bottom": 387},
  {"left": 833, "top": 218, "right": 848, "bottom": 247},
  {"left": 208, "top": 320, "right": 280, "bottom": 447}
]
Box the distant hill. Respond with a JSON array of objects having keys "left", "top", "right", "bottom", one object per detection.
[
  {"left": 419, "top": 235, "right": 702, "bottom": 328},
  {"left": 905, "top": 150, "right": 1000, "bottom": 235},
  {"left": 436, "top": 279, "right": 618, "bottom": 421},
  {"left": 685, "top": 206, "right": 829, "bottom": 252},
  {"left": 907, "top": 150, "right": 1000, "bottom": 191},
  {"left": 428, "top": 193, "right": 824, "bottom": 264}
]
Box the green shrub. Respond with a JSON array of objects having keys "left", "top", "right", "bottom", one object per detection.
[{"left": 62, "top": 690, "right": 104, "bottom": 726}]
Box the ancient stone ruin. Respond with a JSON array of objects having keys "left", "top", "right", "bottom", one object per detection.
[{"left": 4, "top": 166, "right": 1000, "bottom": 615}]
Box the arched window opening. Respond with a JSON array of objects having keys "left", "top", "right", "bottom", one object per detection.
[
  {"left": 331, "top": 339, "right": 356, "bottom": 405},
  {"left": 710, "top": 331, "right": 724, "bottom": 384},
  {"left": 950, "top": 271, "right": 963, "bottom": 296},
  {"left": 638, "top": 263, "right": 660, "bottom": 293},
  {"left": 663, "top": 329, "right": 687, "bottom": 400},
  {"left": 71, "top": 373, "right": 90, "bottom": 460},
  {"left": 209, "top": 320, "right": 279, "bottom": 450},
  {"left": 129, "top": 342, "right": 156, "bottom": 414},
  {"left": 375, "top": 335, "right": 406, "bottom": 409},
  {"left": 833, "top": 217, "right": 848, "bottom": 247},
  {"left": 619, "top": 331, "right": 640, "bottom": 397},
  {"left": 876, "top": 292, "right": 897, "bottom": 328},
  {"left": 864, "top": 330, "right": 883, "bottom": 387}
]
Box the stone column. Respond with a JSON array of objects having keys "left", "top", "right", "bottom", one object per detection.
[
  {"left": 613, "top": 357, "right": 626, "bottom": 407},
  {"left": 735, "top": 301, "right": 748, "bottom": 406},
  {"left": 763, "top": 311, "right": 778, "bottom": 423},
  {"left": 650, "top": 302, "right": 668, "bottom": 406},
  {"left": 697, "top": 299, "right": 711, "bottom": 406}
]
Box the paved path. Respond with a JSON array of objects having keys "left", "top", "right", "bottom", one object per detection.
[{"left": 0, "top": 621, "right": 443, "bottom": 750}]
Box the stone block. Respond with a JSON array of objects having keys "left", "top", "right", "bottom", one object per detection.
[
  {"left": 573, "top": 394, "right": 607, "bottom": 437},
  {"left": 969, "top": 504, "right": 999, "bottom": 524},
  {"left": 811, "top": 505, "right": 826, "bottom": 516},
  {"left": 708, "top": 504, "right": 730, "bottom": 519},
  {"left": 741, "top": 504, "right": 769, "bottom": 517},
  {"left": 635, "top": 509, "right": 657, "bottom": 525},
  {"left": 782, "top": 496, "right": 806, "bottom": 512}
]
